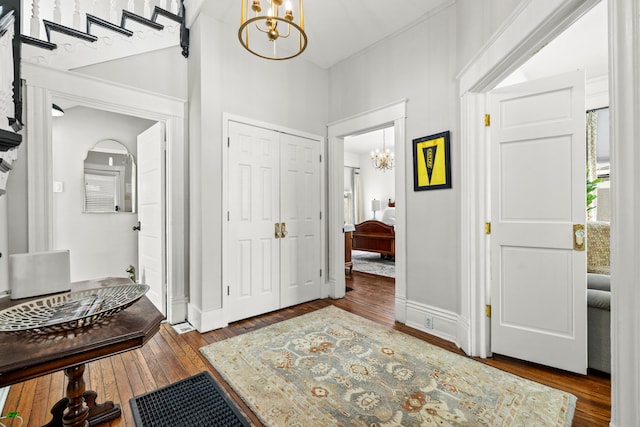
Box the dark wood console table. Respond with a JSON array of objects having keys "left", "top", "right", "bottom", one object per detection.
[{"left": 0, "top": 277, "right": 164, "bottom": 427}]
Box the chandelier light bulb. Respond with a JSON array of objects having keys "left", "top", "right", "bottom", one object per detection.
[
  {"left": 285, "top": 1, "right": 293, "bottom": 20},
  {"left": 239, "top": 0, "right": 307, "bottom": 60}
]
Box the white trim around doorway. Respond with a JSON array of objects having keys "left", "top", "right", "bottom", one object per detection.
[
  {"left": 456, "top": 0, "right": 599, "bottom": 359},
  {"left": 21, "top": 62, "right": 188, "bottom": 324}
]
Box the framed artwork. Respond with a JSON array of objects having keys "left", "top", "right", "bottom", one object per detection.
[{"left": 413, "top": 131, "right": 451, "bottom": 191}]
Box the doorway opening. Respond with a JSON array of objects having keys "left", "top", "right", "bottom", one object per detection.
[
  {"left": 327, "top": 100, "right": 407, "bottom": 321},
  {"left": 51, "top": 103, "right": 156, "bottom": 285},
  {"left": 487, "top": 1, "right": 607, "bottom": 375},
  {"left": 344, "top": 126, "right": 396, "bottom": 280},
  {"left": 22, "top": 64, "right": 187, "bottom": 324},
  {"left": 457, "top": 0, "right": 607, "bottom": 365}
]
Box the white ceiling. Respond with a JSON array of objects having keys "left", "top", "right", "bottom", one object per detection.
[
  {"left": 345, "top": 127, "right": 394, "bottom": 156},
  {"left": 204, "top": 1, "right": 607, "bottom": 76},
  {"left": 200, "top": 0, "right": 452, "bottom": 69},
  {"left": 507, "top": 0, "right": 608, "bottom": 83}
]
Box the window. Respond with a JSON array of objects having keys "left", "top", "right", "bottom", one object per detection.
[{"left": 84, "top": 171, "right": 118, "bottom": 212}]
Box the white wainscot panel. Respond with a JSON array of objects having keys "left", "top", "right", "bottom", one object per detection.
[
  {"left": 500, "top": 246, "right": 573, "bottom": 336},
  {"left": 260, "top": 237, "right": 273, "bottom": 293},
  {"left": 500, "top": 136, "right": 572, "bottom": 221},
  {"left": 239, "top": 240, "right": 251, "bottom": 298},
  {"left": 500, "top": 87, "right": 572, "bottom": 128}
]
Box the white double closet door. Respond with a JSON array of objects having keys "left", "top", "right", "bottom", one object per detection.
[{"left": 226, "top": 121, "right": 322, "bottom": 323}]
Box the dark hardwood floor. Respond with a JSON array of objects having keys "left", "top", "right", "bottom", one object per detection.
[{"left": 3, "top": 271, "right": 610, "bottom": 426}]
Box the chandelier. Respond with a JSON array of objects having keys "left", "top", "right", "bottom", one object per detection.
[
  {"left": 239, "top": 0, "right": 307, "bottom": 60},
  {"left": 371, "top": 130, "right": 394, "bottom": 172}
]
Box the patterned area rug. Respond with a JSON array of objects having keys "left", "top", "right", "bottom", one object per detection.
[
  {"left": 352, "top": 250, "right": 395, "bottom": 278},
  {"left": 200, "top": 306, "right": 576, "bottom": 426}
]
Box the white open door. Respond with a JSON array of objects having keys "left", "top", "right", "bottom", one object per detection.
[
  {"left": 490, "top": 70, "right": 587, "bottom": 374},
  {"left": 137, "top": 122, "right": 166, "bottom": 315}
]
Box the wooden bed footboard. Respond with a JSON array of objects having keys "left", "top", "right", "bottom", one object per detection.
[{"left": 352, "top": 220, "right": 395, "bottom": 257}]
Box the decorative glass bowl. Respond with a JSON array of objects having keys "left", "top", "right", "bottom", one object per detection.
[{"left": 0, "top": 284, "right": 149, "bottom": 335}]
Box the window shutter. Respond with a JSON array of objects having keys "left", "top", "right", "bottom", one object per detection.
[{"left": 84, "top": 173, "right": 116, "bottom": 212}]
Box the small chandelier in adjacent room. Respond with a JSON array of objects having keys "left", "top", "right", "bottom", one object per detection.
[
  {"left": 239, "top": 0, "right": 307, "bottom": 60},
  {"left": 371, "top": 129, "right": 394, "bottom": 172}
]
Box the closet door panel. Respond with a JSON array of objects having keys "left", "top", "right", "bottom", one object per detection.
[
  {"left": 280, "top": 134, "right": 322, "bottom": 307},
  {"left": 227, "top": 121, "right": 280, "bottom": 322}
]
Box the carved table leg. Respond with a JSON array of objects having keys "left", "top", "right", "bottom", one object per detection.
[
  {"left": 82, "top": 390, "right": 121, "bottom": 426},
  {"left": 62, "top": 365, "right": 89, "bottom": 427},
  {"left": 42, "top": 364, "right": 121, "bottom": 427}
]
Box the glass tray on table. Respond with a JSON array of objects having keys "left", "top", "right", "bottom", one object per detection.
[{"left": 0, "top": 284, "right": 149, "bottom": 335}]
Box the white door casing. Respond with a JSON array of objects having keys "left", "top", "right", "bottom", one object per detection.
[
  {"left": 137, "top": 122, "right": 167, "bottom": 315},
  {"left": 489, "top": 70, "right": 587, "bottom": 374},
  {"left": 225, "top": 120, "right": 321, "bottom": 323},
  {"left": 23, "top": 63, "right": 187, "bottom": 325}
]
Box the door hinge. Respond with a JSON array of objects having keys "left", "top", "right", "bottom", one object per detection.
[
  {"left": 319, "top": 211, "right": 322, "bottom": 220},
  {"left": 227, "top": 286, "right": 230, "bottom": 296},
  {"left": 227, "top": 137, "right": 230, "bottom": 147},
  {"left": 227, "top": 211, "right": 230, "bottom": 221},
  {"left": 485, "top": 222, "right": 491, "bottom": 234},
  {"left": 320, "top": 269, "right": 322, "bottom": 277},
  {"left": 319, "top": 154, "right": 322, "bottom": 163},
  {"left": 484, "top": 114, "right": 491, "bottom": 127},
  {"left": 486, "top": 304, "right": 491, "bottom": 317}
]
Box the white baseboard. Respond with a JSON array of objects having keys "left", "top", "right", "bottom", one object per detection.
[
  {"left": 456, "top": 315, "right": 472, "bottom": 355},
  {"left": 395, "top": 295, "right": 407, "bottom": 323},
  {"left": 405, "top": 300, "right": 459, "bottom": 345},
  {"left": 168, "top": 295, "right": 189, "bottom": 325},
  {"left": 188, "top": 303, "right": 227, "bottom": 333}
]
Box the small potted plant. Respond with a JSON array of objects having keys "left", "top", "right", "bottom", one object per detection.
[
  {"left": 587, "top": 168, "right": 604, "bottom": 217},
  {"left": 126, "top": 265, "right": 136, "bottom": 283}
]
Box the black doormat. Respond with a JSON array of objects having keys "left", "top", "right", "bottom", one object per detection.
[{"left": 130, "top": 371, "right": 250, "bottom": 427}]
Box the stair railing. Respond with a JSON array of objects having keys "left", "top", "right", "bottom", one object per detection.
[
  {"left": 22, "top": 0, "right": 188, "bottom": 57},
  {"left": 24, "top": 0, "right": 181, "bottom": 39}
]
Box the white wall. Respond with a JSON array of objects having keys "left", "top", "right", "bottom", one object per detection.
[
  {"left": 75, "top": 46, "right": 188, "bottom": 100},
  {"left": 329, "top": 4, "right": 458, "bottom": 311},
  {"left": 359, "top": 155, "right": 395, "bottom": 220},
  {"left": 187, "top": 12, "right": 329, "bottom": 326},
  {"left": 344, "top": 152, "right": 360, "bottom": 169},
  {"left": 456, "top": 0, "right": 525, "bottom": 70},
  {"left": 52, "top": 106, "right": 154, "bottom": 281}
]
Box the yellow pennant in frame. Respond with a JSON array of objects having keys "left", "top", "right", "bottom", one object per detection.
[{"left": 413, "top": 131, "right": 451, "bottom": 191}]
